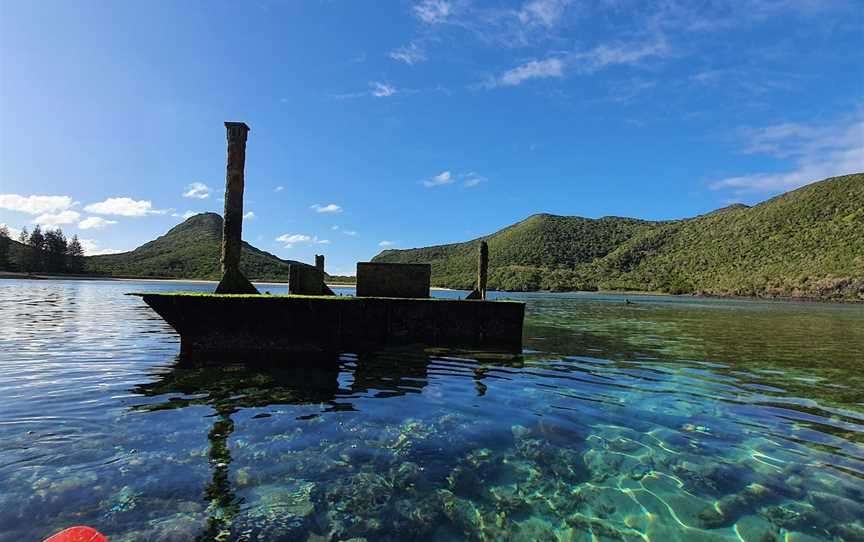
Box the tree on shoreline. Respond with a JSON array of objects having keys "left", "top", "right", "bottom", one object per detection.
[
  {"left": 1, "top": 225, "right": 85, "bottom": 273},
  {"left": 0, "top": 225, "right": 9, "bottom": 270},
  {"left": 68, "top": 235, "right": 84, "bottom": 273}
]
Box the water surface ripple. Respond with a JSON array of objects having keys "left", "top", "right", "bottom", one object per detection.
[{"left": 1, "top": 280, "right": 863, "bottom": 541}]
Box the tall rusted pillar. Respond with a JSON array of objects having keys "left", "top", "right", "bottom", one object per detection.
[
  {"left": 315, "top": 254, "right": 325, "bottom": 273},
  {"left": 477, "top": 240, "right": 489, "bottom": 300},
  {"left": 215, "top": 122, "right": 259, "bottom": 294}
]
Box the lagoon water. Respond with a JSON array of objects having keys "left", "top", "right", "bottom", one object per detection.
[{"left": 1, "top": 279, "right": 863, "bottom": 541}]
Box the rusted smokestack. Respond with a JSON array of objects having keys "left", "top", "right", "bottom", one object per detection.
[
  {"left": 215, "top": 121, "right": 259, "bottom": 294},
  {"left": 315, "top": 254, "right": 325, "bottom": 273}
]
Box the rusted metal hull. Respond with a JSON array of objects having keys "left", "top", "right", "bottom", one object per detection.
[{"left": 136, "top": 294, "right": 525, "bottom": 356}]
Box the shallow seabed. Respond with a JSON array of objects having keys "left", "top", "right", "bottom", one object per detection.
[{"left": 1, "top": 279, "right": 863, "bottom": 541}]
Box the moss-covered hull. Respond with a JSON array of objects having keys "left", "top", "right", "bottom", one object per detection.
[{"left": 136, "top": 293, "right": 525, "bottom": 355}]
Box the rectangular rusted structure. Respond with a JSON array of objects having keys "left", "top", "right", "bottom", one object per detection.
[
  {"left": 356, "top": 262, "right": 431, "bottom": 298},
  {"left": 288, "top": 264, "right": 334, "bottom": 296},
  {"left": 134, "top": 293, "right": 525, "bottom": 355}
]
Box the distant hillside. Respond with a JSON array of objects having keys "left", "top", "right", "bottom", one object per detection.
[
  {"left": 373, "top": 173, "right": 864, "bottom": 301},
  {"left": 376, "top": 214, "right": 661, "bottom": 290},
  {"left": 86, "top": 213, "right": 312, "bottom": 281}
]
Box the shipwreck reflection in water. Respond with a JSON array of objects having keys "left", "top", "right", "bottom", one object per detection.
[{"left": 129, "top": 349, "right": 522, "bottom": 540}]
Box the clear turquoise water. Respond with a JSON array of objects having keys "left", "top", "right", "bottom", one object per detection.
[{"left": 1, "top": 279, "right": 863, "bottom": 542}]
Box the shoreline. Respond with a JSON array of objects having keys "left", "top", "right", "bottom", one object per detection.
[
  {"left": 1, "top": 272, "right": 858, "bottom": 303},
  {"left": 0, "top": 272, "right": 453, "bottom": 291}
]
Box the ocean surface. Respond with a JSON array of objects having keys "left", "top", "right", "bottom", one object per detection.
[{"left": 1, "top": 278, "right": 863, "bottom": 542}]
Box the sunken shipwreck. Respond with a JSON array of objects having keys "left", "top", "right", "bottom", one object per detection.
[{"left": 134, "top": 122, "right": 525, "bottom": 356}]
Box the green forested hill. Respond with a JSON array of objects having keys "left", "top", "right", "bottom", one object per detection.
[
  {"left": 86, "top": 213, "right": 311, "bottom": 281},
  {"left": 373, "top": 174, "right": 864, "bottom": 300}
]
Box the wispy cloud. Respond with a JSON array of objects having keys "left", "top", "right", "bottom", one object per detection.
[
  {"left": 463, "top": 172, "right": 487, "bottom": 187},
  {"left": 413, "top": 0, "right": 452, "bottom": 24},
  {"left": 421, "top": 170, "right": 488, "bottom": 188},
  {"left": 79, "top": 216, "right": 118, "bottom": 230},
  {"left": 370, "top": 81, "right": 396, "bottom": 98},
  {"left": 422, "top": 171, "right": 455, "bottom": 187},
  {"left": 485, "top": 33, "right": 668, "bottom": 89},
  {"left": 310, "top": 203, "right": 343, "bottom": 214},
  {"left": 172, "top": 210, "right": 199, "bottom": 220},
  {"left": 343, "top": 229, "right": 358, "bottom": 236},
  {"left": 274, "top": 186, "right": 284, "bottom": 192},
  {"left": 276, "top": 233, "right": 330, "bottom": 249},
  {"left": 517, "top": 0, "right": 571, "bottom": 27},
  {"left": 84, "top": 197, "right": 164, "bottom": 217},
  {"left": 378, "top": 240, "right": 396, "bottom": 247},
  {"left": 497, "top": 58, "right": 564, "bottom": 87},
  {"left": 243, "top": 211, "right": 256, "bottom": 219},
  {"left": 390, "top": 42, "right": 427, "bottom": 65},
  {"left": 182, "top": 182, "right": 211, "bottom": 199},
  {"left": 574, "top": 36, "right": 669, "bottom": 73},
  {"left": 0, "top": 194, "right": 74, "bottom": 215},
  {"left": 711, "top": 110, "right": 864, "bottom": 194}
]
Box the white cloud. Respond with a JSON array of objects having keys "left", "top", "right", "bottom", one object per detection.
[
  {"left": 517, "top": 0, "right": 571, "bottom": 27},
  {"left": 33, "top": 210, "right": 81, "bottom": 227},
  {"left": 79, "top": 238, "right": 123, "bottom": 256},
  {"left": 390, "top": 43, "right": 427, "bottom": 65},
  {"left": 277, "top": 233, "right": 312, "bottom": 248},
  {"left": 379, "top": 240, "right": 396, "bottom": 247},
  {"left": 711, "top": 111, "right": 864, "bottom": 194},
  {"left": 0, "top": 194, "right": 74, "bottom": 215},
  {"left": 370, "top": 81, "right": 396, "bottom": 98},
  {"left": 497, "top": 58, "right": 564, "bottom": 87},
  {"left": 422, "top": 171, "right": 455, "bottom": 187},
  {"left": 79, "top": 216, "right": 118, "bottom": 230},
  {"left": 413, "top": 0, "right": 452, "bottom": 24},
  {"left": 310, "top": 203, "right": 343, "bottom": 214},
  {"left": 275, "top": 186, "right": 284, "bottom": 192},
  {"left": 84, "top": 197, "right": 160, "bottom": 217},
  {"left": 276, "top": 233, "right": 330, "bottom": 249},
  {"left": 182, "top": 182, "right": 211, "bottom": 199},
  {"left": 243, "top": 211, "right": 256, "bottom": 219},
  {"left": 1, "top": 223, "right": 22, "bottom": 241},
  {"left": 343, "top": 229, "right": 358, "bottom": 236},
  {"left": 463, "top": 172, "right": 487, "bottom": 187}
]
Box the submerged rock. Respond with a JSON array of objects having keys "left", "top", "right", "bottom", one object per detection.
[{"left": 698, "top": 483, "right": 778, "bottom": 528}]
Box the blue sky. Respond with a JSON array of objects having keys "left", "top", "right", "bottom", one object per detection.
[{"left": 1, "top": 0, "right": 862, "bottom": 275}]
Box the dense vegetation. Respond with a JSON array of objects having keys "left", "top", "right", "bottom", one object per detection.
[
  {"left": 374, "top": 174, "right": 864, "bottom": 301},
  {"left": 0, "top": 225, "right": 84, "bottom": 273},
  {"left": 85, "top": 213, "right": 312, "bottom": 281}
]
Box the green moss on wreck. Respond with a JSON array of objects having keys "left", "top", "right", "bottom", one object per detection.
[{"left": 126, "top": 292, "right": 523, "bottom": 303}]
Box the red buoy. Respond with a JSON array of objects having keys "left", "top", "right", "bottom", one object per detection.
[{"left": 44, "top": 526, "right": 108, "bottom": 542}]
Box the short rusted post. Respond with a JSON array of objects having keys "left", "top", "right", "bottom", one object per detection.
[
  {"left": 315, "top": 254, "right": 325, "bottom": 273},
  {"left": 466, "top": 240, "right": 489, "bottom": 300},
  {"left": 478, "top": 240, "right": 489, "bottom": 300},
  {"left": 215, "top": 121, "right": 259, "bottom": 294}
]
